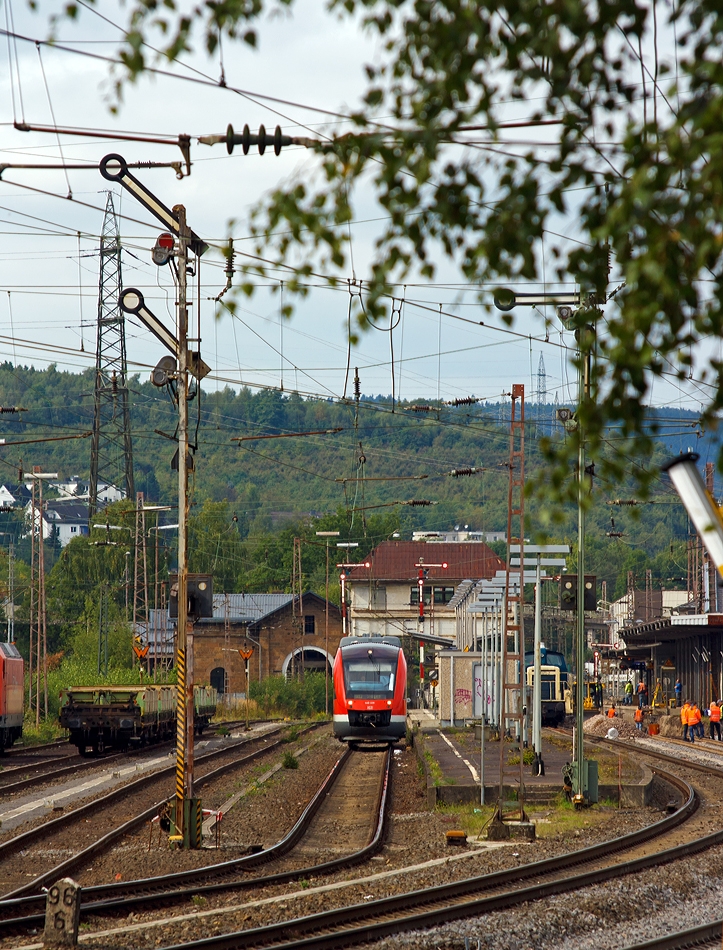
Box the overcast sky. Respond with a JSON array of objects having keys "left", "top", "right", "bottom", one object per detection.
[{"left": 0, "top": 0, "right": 711, "bottom": 418}]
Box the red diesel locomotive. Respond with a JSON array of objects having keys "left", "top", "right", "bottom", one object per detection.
[
  {"left": 0, "top": 642, "right": 23, "bottom": 750},
  {"left": 333, "top": 635, "right": 407, "bottom": 743}
]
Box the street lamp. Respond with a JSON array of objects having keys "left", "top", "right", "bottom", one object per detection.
[{"left": 316, "top": 531, "right": 340, "bottom": 715}]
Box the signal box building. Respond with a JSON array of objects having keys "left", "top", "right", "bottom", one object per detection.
[
  {"left": 148, "top": 593, "right": 342, "bottom": 699},
  {"left": 346, "top": 540, "right": 504, "bottom": 643}
]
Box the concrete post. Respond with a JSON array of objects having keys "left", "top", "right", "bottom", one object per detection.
[{"left": 43, "top": 878, "right": 80, "bottom": 947}]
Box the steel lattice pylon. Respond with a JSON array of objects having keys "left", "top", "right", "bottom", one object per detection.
[
  {"left": 494, "top": 383, "right": 526, "bottom": 826},
  {"left": 89, "top": 192, "right": 134, "bottom": 517}
]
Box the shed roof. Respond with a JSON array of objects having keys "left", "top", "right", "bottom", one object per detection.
[
  {"left": 346, "top": 540, "right": 504, "bottom": 582},
  {"left": 208, "top": 593, "right": 293, "bottom": 623}
]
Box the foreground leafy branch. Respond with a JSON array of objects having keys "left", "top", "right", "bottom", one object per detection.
[{"left": 55, "top": 0, "right": 723, "bottom": 499}]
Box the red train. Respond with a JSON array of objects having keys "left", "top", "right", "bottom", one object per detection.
[
  {"left": 0, "top": 642, "right": 23, "bottom": 750},
  {"left": 333, "top": 635, "right": 407, "bottom": 743}
]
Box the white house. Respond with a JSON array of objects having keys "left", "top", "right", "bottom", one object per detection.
[
  {"left": 25, "top": 499, "right": 89, "bottom": 547},
  {"left": 346, "top": 540, "right": 505, "bottom": 643}
]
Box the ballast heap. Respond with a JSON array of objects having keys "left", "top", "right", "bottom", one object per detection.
[{"left": 59, "top": 684, "right": 217, "bottom": 755}]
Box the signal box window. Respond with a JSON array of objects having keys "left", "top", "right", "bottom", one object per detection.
[
  {"left": 410, "top": 586, "right": 432, "bottom": 605},
  {"left": 411, "top": 586, "right": 454, "bottom": 605},
  {"left": 434, "top": 587, "right": 455, "bottom": 604},
  {"left": 304, "top": 615, "right": 316, "bottom": 635}
]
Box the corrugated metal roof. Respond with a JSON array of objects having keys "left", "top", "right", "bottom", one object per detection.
[
  {"left": 346, "top": 541, "right": 504, "bottom": 582},
  {"left": 210, "top": 593, "right": 293, "bottom": 622}
]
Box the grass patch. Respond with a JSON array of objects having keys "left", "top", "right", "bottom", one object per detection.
[
  {"left": 435, "top": 802, "right": 496, "bottom": 837},
  {"left": 213, "top": 699, "right": 263, "bottom": 723},
  {"left": 534, "top": 797, "right": 621, "bottom": 839},
  {"left": 508, "top": 749, "right": 536, "bottom": 766},
  {"left": 250, "top": 673, "right": 327, "bottom": 718},
  {"left": 282, "top": 751, "right": 299, "bottom": 769},
  {"left": 20, "top": 717, "right": 65, "bottom": 745},
  {"left": 423, "top": 749, "right": 445, "bottom": 786}
]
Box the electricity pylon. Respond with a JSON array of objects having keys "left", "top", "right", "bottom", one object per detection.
[{"left": 89, "top": 192, "right": 134, "bottom": 517}]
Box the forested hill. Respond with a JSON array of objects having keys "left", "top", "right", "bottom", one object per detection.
[{"left": 0, "top": 361, "right": 706, "bottom": 600}]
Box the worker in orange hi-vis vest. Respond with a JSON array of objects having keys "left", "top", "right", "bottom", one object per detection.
[
  {"left": 607, "top": 704, "right": 617, "bottom": 719},
  {"left": 709, "top": 700, "right": 722, "bottom": 741},
  {"left": 681, "top": 701, "right": 691, "bottom": 742},
  {"left": 688, "top": 702, "right": 702, "bottom": 742},
  {"left": 634, "top": 706, "right": 644, "bottom": 731}
]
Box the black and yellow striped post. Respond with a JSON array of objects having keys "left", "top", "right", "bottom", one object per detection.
[
  {"left": 173, "top": 646, "right": 186, "bottom": 842},
  {"left": 171, "top": 205, "right": 193, "bottom": 848}
]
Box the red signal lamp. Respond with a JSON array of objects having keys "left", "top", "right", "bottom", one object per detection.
[{"left": 152, "top": 232, "right": 175, "bottom": 266}]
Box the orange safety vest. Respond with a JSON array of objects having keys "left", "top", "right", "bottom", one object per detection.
[
  {"left": 689, "top": 706, "right": 702, "bottom": 725},
  {"left": 607, "top": 708, "right": 616, "bottom": 718},
  {"left": 710, "top": 703, "right": 721, "bottom": 722},
  {"left": 681, "top": 704, "right": 690, "bottom": 725},
  {"left": 634, "top": 708, "right": 644, "bottom": 723}
]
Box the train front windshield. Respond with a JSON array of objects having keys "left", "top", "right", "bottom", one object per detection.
[{"left": 342, "top": 646, "right": 397, "bottom": 700}]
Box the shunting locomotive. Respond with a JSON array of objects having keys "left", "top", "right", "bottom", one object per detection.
[
  {"left": 333, "top": 635, "right": 407, "bottom": 743},
  {"left": 524, "top": 646, "right": 569, "bottom": 726}
]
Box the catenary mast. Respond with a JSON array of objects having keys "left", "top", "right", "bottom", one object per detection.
[{"left": 89, "top": 192, "right": 134, "bottom": 516}]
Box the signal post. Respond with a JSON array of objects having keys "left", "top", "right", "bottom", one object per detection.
[{"left": 103, "top": 128, "right": 298, "bottom": 846}]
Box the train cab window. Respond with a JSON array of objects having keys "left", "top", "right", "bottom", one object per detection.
[
  {"left": 342, "top": 646, "right": 397, "bottom": 699},
  {"left": 304, "top": 615, "right": 316, "bottom": 634}
]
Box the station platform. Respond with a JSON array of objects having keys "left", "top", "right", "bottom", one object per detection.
[
  {"left": 423, "top": 725, "right": 572, "bottom": 792},
  {"left": 407, "top": 709, "right": 645, "bottom": 806}
]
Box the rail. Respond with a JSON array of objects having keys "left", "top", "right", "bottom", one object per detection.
[
  {"left": 147, "top": 768, "right": 704, "bottom": 950},
  {"left": 0, "top": 745, "right": 392, "bottom": 936},
  {"left": 0, "top": 724, "right": 304, "bottom": 901},
  {"left": 620, "top": 921, "right": 723, "bottom": 950}
]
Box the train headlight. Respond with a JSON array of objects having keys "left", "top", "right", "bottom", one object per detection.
[
  {"left": 386, "top": 700, "right": 393, "bottom": 706},
  {"left": 347, "top": 700, "right": 353, "bottom": 707}
]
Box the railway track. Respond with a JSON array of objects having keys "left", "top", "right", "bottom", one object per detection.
[
  {"left": 6, "top": 732, "right": 718, "bottom": 950},
  {"left": 0, "top": 720, "right": 273, "bottom": 798},
  {"left": 0, "top": 749, "right": 124, "bottom": 796},
  {"left": 620, "top": 922, "right": 723, "bottom": 950},
  {"left": 0, "top": 745, "right": 392, "bottom": 937},
  {"left": 136, "top": 766, "right": 719, "bottom": 950},
  {"left": 130, "top": 736, "right": 723, "bottom": 950},
  {"left": 1, "top": 738, "right": 69, "bottom": 757},
  {"left": 0, "top": 723, "right": 308, "bottom": 900}
]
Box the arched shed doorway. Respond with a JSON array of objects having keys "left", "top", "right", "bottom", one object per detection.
[
  {"left": 210, "top": 666, "right": 226, "bottom": 694},
  {"left": 281, "top": 647, "right": 333, "bottom": 679}
]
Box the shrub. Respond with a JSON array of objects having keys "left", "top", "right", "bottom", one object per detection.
[
  {"left": 249, "top": 673, "right": 326, "bottom": 718},
  {"left": 282, "top": 751, "right": 299, "bottom": 769}
]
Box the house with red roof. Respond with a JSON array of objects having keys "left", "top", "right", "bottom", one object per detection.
[{"left": 346, "top": 540, "right": 505, "bottom": 643}]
